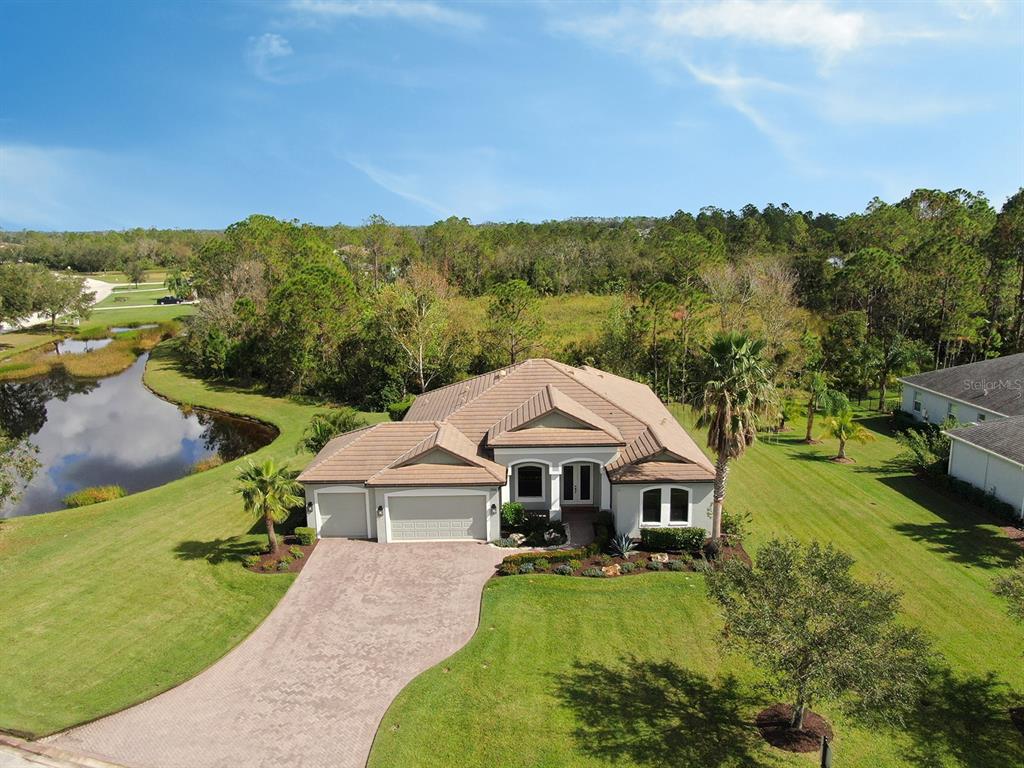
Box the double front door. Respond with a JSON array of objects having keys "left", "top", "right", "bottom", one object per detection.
[{"left": 561, "top": 462, "right": 593, "bottom": 506}]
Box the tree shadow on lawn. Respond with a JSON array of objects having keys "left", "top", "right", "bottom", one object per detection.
[
  {"left": 902, "top": 666, "right": 1024, "bottom": 768},
  {"left": 174, "top": 536, "right": 262, "bottom": 565},
  {"left": 553, "top": 656, "right": 774, "bottom": 768},
  {"left": 881, "top": 476, "right": 1022, "bottom": 570}
]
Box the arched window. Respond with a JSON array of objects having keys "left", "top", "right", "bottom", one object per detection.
[{"left": 640, "top": 486, "right": 691, "bottom": 526}]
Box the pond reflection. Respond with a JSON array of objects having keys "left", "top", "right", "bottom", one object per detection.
[
  {"left": 0, "top": 354, "right": 276, "bottom": 518},
  {"left": 49, "top": 338, "right": 113, "bottom": 355}
]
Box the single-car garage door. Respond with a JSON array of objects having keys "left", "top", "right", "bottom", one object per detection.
[
  {"left": 318, "top": 492, "right": 369, "bottom": 538},
  {"left": 388, "top": 495, "right": 486, "bottom": 541}
]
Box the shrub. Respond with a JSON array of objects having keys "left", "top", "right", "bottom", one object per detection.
[
  {"left": 498, "top": 562, "right": 519, "bottom": 576},
  {"left": 646, "top": 560, "right": 664, "bottom": 571},
  {"left": 295, "top": 527, "right": 316, "bottom": 546},
  {"left": 620, "top": 562, "right": 638, "bottom": 574},
  {"left": 242, "top": 554, "right": 261, "bottom": 569},
  {"left": 501, "top": 501, "right": 527, "bottom": 529},
  {"left": 518, "top": 562, "right": 535, "bottom": 574},
  {"left": 276, "top": 558, "right": 293, "bottom": 571},
  {"left": 703, "top": 539, "right": 723, "bottom": 561},
  {"left": 581, "top": 567, "right": 606, "bottom": 578},
  {"left": 502, "top": 548, "right": 590, "bottom": 567},
  {"left": 720, "top": 509, "right": 751, "bottom": 541},
  {"left": 493, "top": 537, "right": 518, "bottom": 548},
  {"left": 632, "top": 559, "right": 648, "bottom": 570},
  {"left": 288, "top": 545, "right": 304, "bottom": 559},
  {"left": 693, "top": 559, "right": 714, "bottom": 574},
  {"left": 667, "top": 560, "right": 688, "bottom": 572},
  {"left": 533, "top": 558, "right": 550, "bottom": 570},
  {"left": 298, "top": 409, "right": 368, "bottom": 453},
  {"left": 598, "top": 554, "right": 613, "bottom": 566},
  {"left": 387, "top": 394, "right": 416, "bottom": 421},
  {"left": 567, "top": 559, "right": 583, "bottom": 571},
  {"left": 190, "top": 455, "right": 224, "bottom": 474},
  {"left": 553, "top": 563, "right": 573, "bottom": 575},
  {"left": 609, "top": 533, "right": 637, "bottom": 559},
  {"left": 63, "top": 485, "right": 127, "bottom": 508},
  {"left": 640, "top": 527, "right": 706, "bottom": 555}
]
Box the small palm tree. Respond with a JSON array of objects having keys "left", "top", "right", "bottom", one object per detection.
[
  {"left": 700, "top": 332, "right": 777, "bottom": 541},
  {"left": 236, "top": 459, "right": 303, "bottom": 553},
  {"left": 297, "top": 408, "right": 367, "bottom": 454},
  {"left": 819, "top": 407, "right": 875, "bottom": 462}
]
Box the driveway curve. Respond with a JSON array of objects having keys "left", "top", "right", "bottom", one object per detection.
[{"left": 47, "top": 540, "right": 505, "bottom": 768}]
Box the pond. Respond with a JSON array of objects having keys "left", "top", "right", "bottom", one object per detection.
[
  {"left": 0, "top": 353, "right": 277, "bottom": 518},
  {"left": 50, "top": 338, "right": 113, "bottom": 355}
]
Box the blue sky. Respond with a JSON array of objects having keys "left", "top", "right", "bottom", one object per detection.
[{"left": 1, "top": 0, "right": 1021, "bottom": 230}]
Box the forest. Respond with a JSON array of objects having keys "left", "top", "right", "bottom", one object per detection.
[{"left": 1, "top": 187, "right": 1021, "bottom": 412}]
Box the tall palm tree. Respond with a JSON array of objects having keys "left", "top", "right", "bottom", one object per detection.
[
  {"left": 700, "top": 332, "right": 778, "bottom": 541},
  {"left": 236, "top": 459, "right": 303, "bottom": 553},
  {"left": 819, "top": 407, "right": 875, "bottom": 462}
]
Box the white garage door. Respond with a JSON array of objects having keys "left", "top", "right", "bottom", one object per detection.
[
  {"left": 318, "top": 492, "right": 368, "bottom": 538},
  {"left": 388, "top": 495, "right": 486, "bottom": 541}
]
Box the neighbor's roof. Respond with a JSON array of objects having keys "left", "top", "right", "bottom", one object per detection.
[
  {"left": 946, "top": 416, "right": 1024, "bottom": 467},
  {"left": 301, "top": 358, "right": 715, "bottom": 485},
  {"left": 900, "top": 353, "right": 1024, "bottom": 417}
]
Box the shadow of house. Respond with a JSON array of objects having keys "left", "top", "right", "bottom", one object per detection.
[
  {"left": 902, "top": 666, "right": 1024, "bottom": 768},
  {"left": 174, "top": 537, "right": 263, "bottom": 565},
  {"left": 881, "top": 475, "right": 1023, "bottom": 570},
  {"left": 552, "top": 656, "right": 772, "bottom": 768}
]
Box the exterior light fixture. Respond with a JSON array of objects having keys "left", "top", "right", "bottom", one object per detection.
[
  {"left": 377, "top": 505, "right": 385, "bottom": 517},
  {"left": 305, "top": 501, "right": 313, "bottom": 515},
  {"left": 489, "top": 503, "right": 497, "bottom": 515}
]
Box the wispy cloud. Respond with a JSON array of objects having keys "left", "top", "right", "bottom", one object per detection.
[
  {"left": 287, "top": 0, "right": 482, "bottom": 30},
  {"left": 348, "top": 157, "right": 451, "bottom": 217},
  {"left": 245, "top": 32, "right": 295, "bottom": 83}
]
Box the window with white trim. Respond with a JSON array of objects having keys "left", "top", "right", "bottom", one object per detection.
[
  {"left": 947, "top": 402, "right": 958, "bottom": 419},
  {"left": 912, "top": 391, "right": 922, "bottom": 412},
  {"left": 515, "top": 464, "right": 544, "bottom": 500},
  {"left": 977, "top": 413, "right": 986, "bottom": 422},
  {"left": 639, "top": 486, "right": 691, "bottom": 527}
]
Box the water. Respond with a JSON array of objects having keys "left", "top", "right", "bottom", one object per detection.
[
  {"left": 110, "top": 324, "right": 158, "bottom": 333},
  {"left": 49, "top": 338, "right": 113, "bottom": 355},
  {"left": 0, "top": 354, "right": 276, "bottom": 518}
]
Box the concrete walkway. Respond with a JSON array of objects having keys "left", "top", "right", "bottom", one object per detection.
[{"left": 47, "top": 540, "right": 504, "bottom": 768}]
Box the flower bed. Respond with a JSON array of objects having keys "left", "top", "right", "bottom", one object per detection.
[
  {"left": 496, "top": 540, "right": 749, "bottom": 578},
  {"left": 242, "top": 535, "right": 317, "bottom": 574}
]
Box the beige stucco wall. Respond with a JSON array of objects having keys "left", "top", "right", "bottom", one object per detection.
[{"left": 611, "top": 482, "right": 714, "bottom": 538}]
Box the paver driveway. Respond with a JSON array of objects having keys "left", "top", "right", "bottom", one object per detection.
[{"left": 47, "top": 539, "right": 505, "bottom": 768}]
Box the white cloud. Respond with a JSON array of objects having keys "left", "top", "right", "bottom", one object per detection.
[
  {"left": 245, "top": 32, "right": 295, "bottom": 83},
  {"left": 347, "top": 157, "right": 450, "bottom": 217},
  {"left": 287, "top": 0, "right": 482, "bottom": 30}
]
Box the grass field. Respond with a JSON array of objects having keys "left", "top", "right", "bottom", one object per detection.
[
  {"left": 83, "top": 270, "right": 169, "bottom": 284},
  {"left": 370, "top": 409, "right": 1024, "bottom": 768},
  {"left": 94, "top": 287, "right": 174, "bottom": 309},
  {"left": 0, "top": 331, "right": 60, "bottom": 361},
  {"left": 0, "top": 341, "right": 386, "bottom": 737}
]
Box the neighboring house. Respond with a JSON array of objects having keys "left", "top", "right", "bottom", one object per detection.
[
  {"left": 298, "top": 358, "right": 716, "bottom": 543},
  {"left": 898, "top": 353, "right": 1024, "bottom": 520}
]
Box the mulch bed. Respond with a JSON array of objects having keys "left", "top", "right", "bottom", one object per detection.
[
  {"left": 499, "top": 539, "right": 750, "bottom": 577},
  {"left": 1001, "top": 526, "right": 1024, "bottom": 550},
  {"left": 245, "top": 535, "right": 317, "bottom": 574},
  {"left": 756, "top": 703, "right": 833, "bottom": 753}
]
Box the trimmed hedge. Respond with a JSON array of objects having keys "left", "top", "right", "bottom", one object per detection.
[
  {"left": 295, "top": 527, "right": 316, "bottom": 546},
  {"left": 639, "top": 527, "right": 707, "bottom": 554},
  {"left": 501, "top": 542, "right": 601, "bottom": 567},
  {"left": 927, "top": 469, "right": 1020, "bottom": 523},
  {"left": 387, "top": 395, "right": 416, "bottom": 421}
]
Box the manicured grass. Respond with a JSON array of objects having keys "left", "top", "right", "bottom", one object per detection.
[
  {"left": 370, "top": 409, "right": 1024, "bottom": 768},
  {"left": 0, "top": 331, "right": 60, "bottom": 361},
  {"left": 78, "top": 303, "right": 196, "bottom": 331},
  {"left": 94, "top": 287, "right": 173, "bottom": 308},
  {"left": 0, "top": 341, "right": 386, "bottom": 737}
]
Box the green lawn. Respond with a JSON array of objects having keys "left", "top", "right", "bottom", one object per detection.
[
  {"left": 0, "top": 341, "right": 386, "bottom": 737},
  {"left": 78, "top": 303, "right": 197, "bottom": 331},
  {"left": 94, "top": 287, "right": 173, "bottom": 308},
  {"left": 0, "top": 330, "right": 60, "bottom": 361},
  {"left": 370, "top": 409, "right": 1024, "bottom": 768}
]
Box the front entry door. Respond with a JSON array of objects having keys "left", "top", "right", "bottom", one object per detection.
[{"left": 562, "top": 463, "right": 593, "bottom": 505}]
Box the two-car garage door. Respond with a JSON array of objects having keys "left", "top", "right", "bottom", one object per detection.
[{"left": 388, "top": 495, "right": 486, "bottom": 542}]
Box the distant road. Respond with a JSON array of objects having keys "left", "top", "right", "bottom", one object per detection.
[{"left": 1, "top": 277, "right": 117, "bottom": 332}]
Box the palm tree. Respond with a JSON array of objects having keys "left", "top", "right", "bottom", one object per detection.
[
  {"left": 700, "top": 332, "right": 778, "bottom": 541},
  {"left": 819, "top": 407, "right": 875, "bottom": 462},
  {"left": 297, "top": 408, "right": 367, "bottom": 454},
  {"left": 236, "top": 459, "right": 303, "bottom": 553}
]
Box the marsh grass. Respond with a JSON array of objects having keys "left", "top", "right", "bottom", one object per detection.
[{"left": 63, "top": 485, "right": 127, "bottom": 508}]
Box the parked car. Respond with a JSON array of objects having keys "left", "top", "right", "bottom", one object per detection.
[{"left": 156, "top": 295, "right": 183, "bottom": 305}]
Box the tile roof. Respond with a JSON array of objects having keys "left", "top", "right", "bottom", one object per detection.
[
  {"left": 301, "top": 358, "right": 715, "bottom": 486},
  {"left": 900, "top": 353, "right": 1024, "bottom": 416},
  {"left": 946, "top": 416, "right": 1024, "bottom": 466}
]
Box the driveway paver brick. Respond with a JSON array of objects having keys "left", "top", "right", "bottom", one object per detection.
[{"left": 47, "top": 539, "right": 504, "bottom": 768}]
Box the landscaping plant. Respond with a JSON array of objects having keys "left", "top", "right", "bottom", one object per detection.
[
  {"left": 820, "top": 406, "right": 876, "bottom": 463},
  {"left": 706, "top": 538, "right": 931, "bottom": 732},
  {"left": 609, "top": 532, "right": 637, "bottom": 559},
  {"left": 236, "top": 459, "right": 303, "bottom": 554},
  {"left": 297, "top": 408, "right": 367, "bottom": 454},
  {"left": 500, "top": 501, "right": 527, "bottom": 529},
  {"left": 995, "top": 558, "right": 1024, "bottom": 623},
  {"left": 699, "top": 332, "right": 777, "bottom": 540}
]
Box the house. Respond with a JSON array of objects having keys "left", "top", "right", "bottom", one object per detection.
[
  {"left": 898, "top": 353, "right": 1024, "bottom": 520},
  {"left": 298, "top": 358, "right": 716, "bottom": 543}
]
